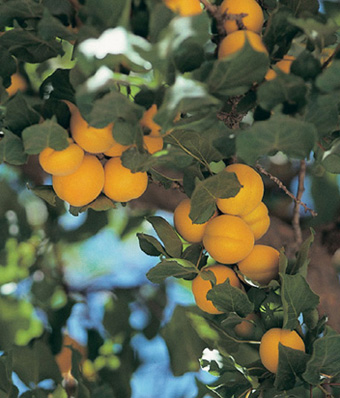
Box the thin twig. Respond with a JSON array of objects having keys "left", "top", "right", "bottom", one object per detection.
[
  {"left": 292, "top": 160, "right": 306, "bottom": 247},
  {"left": 255, "top": 164, "right": 317, "bottom": 217},
  {"left": 199, "top": 0, "right": 225, "bottom": 38},
  {"left": 322, "top": 43, "right": 340, "bottom": 69}
]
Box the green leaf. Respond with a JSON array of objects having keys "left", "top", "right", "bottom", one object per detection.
[
  {"left": 28, "top": 185, "right": 58, "bottom": 207},
  {"left": 189, "top": 170, "right": 241, "bottom": 224},
  {"left": 161, "top": 306, "right": 208, "bottom": 376},
  {"left": 0, "top": 47, "right": 16, "bottom": 84},
  {"left": 38, "top": 8, "right": 76, "bottom": 42},
  {"left": 0, "top": 0, "right": 43, "bottom": 28},
  {"left": 290, "top": 50, "right": 322, "bottom": 81},
  {"left": 274, "top": 344, "right": 310, "bottom": 391},
  {"left": 280, "top": 0, "right": 319, "bottom": 15},
  {"left": 40, "top": 69, "right": 75, "bottom": 103},
  {"left": 69, "top": 195, "right": 116, "bottom": 215},
  {"left": 146, "top": 259, "right": 198, "bottom": 284},
  {"left": 112, "top": 119, "right": 142, "bottom": 146},
  {"left": 83, "top": 0, "right": 126, "bottom": 31},
  {"left": 257, "top": 73, "right": 307, "bottom": 112},
  {"left": 281, "top": 273, "right": 320, "bottom": 330},
  {"left": 0, "top": 129, "right": 27, "bottom": 165},
  {"left": 22, "top": 118, "right": 69, "bottom": 154},
  {"left": 51, "top": 385, "right": 67, "bottom": 398},
  {"left": 207, "top": 280, "right": 254, "bottom": 317},
  {"left": 291, "top": 229, "right": 315, "bottom": 277},
  {"left": 236, "top": 115, "right": 317, "bottom": 164},
  {"left": 137, "top": 233, "right": 166, "bottom": 257},
  {"left": 303, "top": 326, "right": 340, "bottom": 385},
  {"left": 146, "top": 216, "right": 183, "bottom": 258},
  {"left": 148, "top": 3, "right": 174, "bottom": 43},
  {"left": 0, "top": 354, "right": 19, "bottom": 398},
  {"left": 322, "top": 138, "right": 340, "bottom": 173},
  {"left": 316, "top": 60, "right": 340, "bottom": 92},
  {"left": 206, "top": 39, "right": 269, "bottom": 98}
]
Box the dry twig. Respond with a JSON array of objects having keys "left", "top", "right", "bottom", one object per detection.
[{"left": 292, "top": 160, "right": 306, "bottom": 247}]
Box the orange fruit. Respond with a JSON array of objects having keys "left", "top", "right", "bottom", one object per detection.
[
  {"left": 259, "top": 328, "right": 305, "bottom": 373},
  {"left": 70, "top": 108, "right": 115, "bottom": 153},
  {"left": 217, "top": 163, "right": 264, "bottom": 216},
  {"left": 164, "top": 0, "right": 202, "bottom": 16},
  {"left": 220, "top": 0, "right": 264, "bottom": 34},
  {"left": 103, "top": 157, "right": 148, "bottom": 202},
  {"left": 237, "top": 244, "right": 280, "bottom": 285},
  {"left": 143, "top": 134, "right": 164, "bottom": 154},
  {"left": 265, "top": 55, "right": 295, "bottom": 80},
  {"left": 192, "top": 264, "right": 241, "bottom": 314},
  {"left": 140, "top": 104, "right": 161, "bottom": 137},
  {"left": 56, "top": 335, "right": 87, "bottom": 376},
  {"left": 218, "top": 30, "right": 268, "bottom": 59},
  {"left": 104, "top": 139, "right": 132, "bottom": 157},
  {"left": 234, "top": 313, "right": 259, "bottom": 338},
  {"left": 241, "top": 201, "right": 270, "bottom": 240},
  {"left": 203, "top": 214, "right": 254, "bottom": 264},
  {"left": 53, "top": 155, "right": 104, "bottom": 207},
  {"left": 6, "top": 73, "right": 27, "bottom": 96}
]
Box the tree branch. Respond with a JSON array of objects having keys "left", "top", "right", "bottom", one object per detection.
[{"left": 292, "top": 160, "right": 306, "bottom": 248}]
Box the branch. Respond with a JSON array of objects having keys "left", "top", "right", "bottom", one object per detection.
[
  {"left": 255, "top": 164, "right": 317, "bottom": 217},
  {"left": 322, "top": 43, "right": 340, "bottom": 69},
  {"left": 292, "top": 160, "right": 306, "bottom": 247},
  {"left": 199, "top": 0, "right": 225, "bottom": 38}
]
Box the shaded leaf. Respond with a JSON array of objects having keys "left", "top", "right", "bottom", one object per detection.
[
  {"left": 40, "top": 69, "right": 75, "bottom": 103},
  {"left": 0, "top": 129, "right": 27, "bottom": 165},
  {"left": 37, "top": 9, "right": 75, "bottom": 42},
  {"left": 322, "top": 138, "right": 340, "bottom": 174},
  {"left": 316, "top": 60, "right": 340, "bottom": 92},
  {"left": 280, "top": 0, "right": 319, "bottom": 15},
  {"left": 137, "top": 233, "right": 166, "bottom": 257},
  {"left": 146, "top": 259, "right": 198, "bottom": 284},
  {"left": 0, "top": 0, "right": 43, "bottom": 28},
  {"left": 28, "top": 185, "right": 58, "bottom": 207},
  {"left": 69, "top": 195, "right": 116, "bottom": 216},
  {"left": 291, "top": 229, "right": 315, "bottom": 277}
]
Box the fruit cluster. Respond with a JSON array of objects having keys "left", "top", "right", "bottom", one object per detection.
[
  {"left": 173, "top": 163, "right": 305, "bottom": 373},
  {"left": 38, "top": 104, "right": 164, "bottom": 207}
]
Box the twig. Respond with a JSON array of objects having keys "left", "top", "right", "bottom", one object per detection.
[
  {"left": 199, "top": 0, "right": 225, "bottom": 38},
  {"left": 292, "top": 160, "right": 306, "bottom": 247},
  {"left": 255, "top": 163, "right": 317, "bottom": 217},
  {"left": 322, "top": 43, "right": 340, "bottom": 69}
]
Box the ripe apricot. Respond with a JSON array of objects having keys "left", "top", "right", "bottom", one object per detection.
[
  {"left": 53, "top": 155, "right": 104, "bottom": 207},
  {"left": 174, "top": 198, "right": 214, "bottom": 243},
  {"left": 217, "top": 163, "right": 264, "bottom": 216},
  {"left": 220, "top": 0, "right": 264, "bottom": 34},
  {"left": 259, "top": 328, "right": 305, "bottom": 373},
  {"left": 56, "top": 335, "right": 87, "bottom": 375},
  {"left": 6, "top": 73, "right": 27, "bottom": 96},
  {"left": 39, "top": 140, "right": 84, "bottom": 176},
  {"left": 70, "top": 108, "right": 115, "bottom": 153},
  {"left": 103, "top": 157, "right": 148, "bottom": 202},
  {"left": 192, "top": 264, "right": 241, "bottom": 314},
  {"left": 203, "top": 214, "right": 254, "bottom": 264},
  {"left": 237, "top": 244, "right": 279, "bottom": 285},
  {"left": 164, "top": 0, "right": 202, "bottom": 16},
  {"left": 104, "top": 139, "right": 132, "bottom": 157},
  {"left": 265, "top": 55, "right": 295, "bottom": 81},
  {"left": 218, "top": 30, "right": 268, "bottom": 59},
  {"left": 143, "top": 134, "right": 164, "bottom": 154},
  {"left": 241, "top": 202, "right": 270, "bottom": 240},
  {"left": 140, "top": 104, "right": 161, "bottom": 137},
  {"left": 234, "top": 313, "right": 259, "bottom": 338}
]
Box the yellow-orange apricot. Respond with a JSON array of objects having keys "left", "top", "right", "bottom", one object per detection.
[
  {"left": 53, "top": 155, "right": 104, "bottom": 207},
  {"left": 218, "top": 30, "right": 268, "bottom": 59},
  {"left": 143, "top": 135, "right": 164, "bottom": 154},
  {"left": 203, "top": 214, "right": 254, "bottom": 264},
  {"left": 237, "top": 244, "right": 279, "bottom": 285},
  {"left": 234, "top": 313, "right": 259, "bottom": 338},
  {"left": 241, "top": 201, "right": 270, "bottom": 240},
  {"left": 140, "top": 104, "right": 161, "bottom": 137},
  {"left": 259, "top": 328, "right": 305, "bottom": 373},
  {"left": 39, "top": 140, "right": 84, "bottom": 176},
  {"left": 164, "top": 0, "right": 202, "bottom": 16},
  {"left": 55, "top": 335, "right": 87, "bottom": 376},
  {"left": 220, "top": 0, "right": 264, "bottom": 34},
  {"left": 103, "top": 157, "right": 148, "bottom": 202},
  {"left": 217, "top": 163, "right": 264, "bottom": 216},
  {"left": 192, "top": 264, "right": 241, "bottom": 314},
  {"left": 70, "top": 108, "right": 115, "bottom": 153},
  {"left": 265, "top": 55, "right": 295, "bottom": 80},
  {"left": 6, "top": 73, "right": 27, "bottom": 96},
  {"left": 104, "top": 139, "right": 132, "bottom": 157}
]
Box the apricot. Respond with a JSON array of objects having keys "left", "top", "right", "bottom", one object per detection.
[
  {"left": 220, "top": 0, "right": 264, "bottom": 34},
  {"left": 237, "top": 244, "right": 279, "bottom": 285},
  {"left": 56, "top": 334, "right": 87, "bottom": 376},
  {"left": 6, "top": 73, "right": 27, "bottom": 97},
  {"left": 192, "top": 264, "right": 241, "bottom": 314},
  {"left": 174, "top": 198, "right": 214, "bottom": 243},
  {"left": 53, "top": 155, "right": 104, "bottom": 207},
  {"left": 218, "top": 30, "right": 268, "bottom": 59},
  {"left": 39, "top": 140, "right": 84, "bottom": 176},
  {"left": 203, "top": 214, "right": 254, "bottom": 264},
  {"left": 70, "top": 108, "right": 115, "bottom": 153},
  {"left": 143, "top": 134, "right": 164, "bottom": 154},
  {"left": 103, "top": 157, "right": 148, "bottom": 202},
  {"left": 265, "top": 55, "right": 295, "bottom": 81},
  {"left": 104, "top": 139, "right": 132, "bottom": 157},
  {"left": 259, "top": 328, "right": 305, "bottom": 373},
  {"left": 234, "top": 313, "right": 259, "bottom": 338},
  {"left": 217, "top": 163, "right": 264, "bottom": 216},
  {"left": 140, "top": 104, "right": 161, "bottom": 137},
  {"left": 164, "top": 0, "right": 202, "bottom": 16},
  {"left": 241, "top": 201, "right": 270, "bottom": 240}
]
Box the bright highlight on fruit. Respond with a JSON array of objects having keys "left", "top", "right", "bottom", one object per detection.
[
  {"left": 217, "top": 163, "right": 264, "bottom": 216},
  {"left": 241, "top": 201, "right": 270, "bottom": 240},
  {"left": 218, "top": 30, "right": 268, "bottom": 59},
  {"left": 53, "top": 155, "right": 105, "bottom": 207},
  {"left": 237, "top": 244, "right": 280, "bottom": 285},
  {"left": 203, "top": 214, "right": 254, "bottom": 264},
  {"left": 192, "top": 264, "right": 241, "bottom": 314},
  {"left": 39, "top": 140, "right": 84, "bottom": 176},
  {"left": 164, "top": 0, "right": 202, "bottom": 16},
  {"left": 220, "top": 0, "right": 264, "bottom": 34},
  {"left": 259, "top": 328, "right": 305, "bottom": 373},
  {"left": 70, "top": 108, "right": 115, "bottom": 154},
  {"left": 103, "top": 157, "right": 148, "bottom": 202}
]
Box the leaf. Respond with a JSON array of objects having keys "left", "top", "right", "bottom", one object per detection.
[
  {"left": 317, "top": 61, "right": 340, "bottom": 93},
  {"left": 37, "top": 8, "right": 76, "bottom": 42},
  {"left": 0, "top": 0, "right": 43, "bottom": 28},
  {"left": 28, "top": 185, "right": 58, "bottom": 207},
  {"left": 146, "top": 259, "right": 198, "bottom": 284},
  {"left": 236, "top": 115, "right": 317, "bottom": 164},
  {"left": 280, "top": 273, "right": 320, "bottom": 330},
  {"left": 40, "top": 69, "right": 75, "bottom": 103},
  {"left": 291, "top": 229, "right": 315, "bottom": 277},
  {"left": 206, "top": 40, "right": 269, "bottom": 98},
  {"left": 322, "top": 138, "right": 340, "bottom": 173},
  {"left": 290, "top": 50, "right": 322, "bottom": 81},
  {"left": 22, "top": 118, "right": 69, "bottom": 154},
  {"left": 69, "top": 195, "right": 116, "bottom": 215},
  {"left": 0, "top": 129, "right": 27, "bottom": 165},
  {"left": 0, "top": 47, "right": 16, "bottom": 84},
  {"left": 207, "top": 280, "right": 254, "bottom": 317},
  {"left": 83, "top": 0, "right": 126, "bottom": 31},
  {"left": 137, "top": 233, "right": 166, "bottom": 257},
  {"left": 257, "top": 73, "right": 307, "bottom": 112},
  {"left": 146, "top": 216, "right": 182, "bottom": 258},
  {"left": 161, "top": 306, "right": 208, "bottom": 376},
  {"left": 189, "top": 170, "right": 241, "bottom": 224},
  {"left": 303, "top": 326, "right": 340, "bottom": 385},
  {"left": 274, "top": 344, "right": 310, "bottom": 391},
  {"left": 0, "top": 354, "right": 19, "bottom": 398},
  {"left": 280, "top": 0, "right": 319, "bottom": 16}
]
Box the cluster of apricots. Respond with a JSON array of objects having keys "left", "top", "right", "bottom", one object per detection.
[
  {"left": 38, "top": 104, "right": 164, "bottom": 207},
  {"left": 173, "top": 163, "right": 305, "bottom": 374}
]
